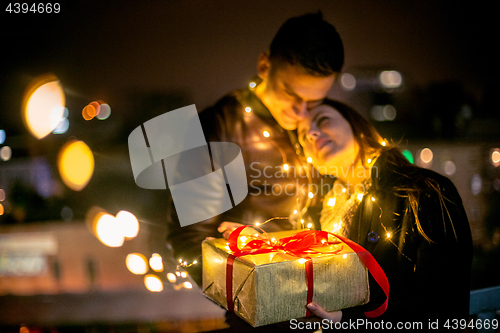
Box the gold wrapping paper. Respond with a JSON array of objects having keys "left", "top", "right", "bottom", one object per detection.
[{"left": 202, "top": 230, "right": 369, "bottom": 327}]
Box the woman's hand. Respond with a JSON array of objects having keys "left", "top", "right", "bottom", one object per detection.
[
  {"left": 217, "top": 222, "right": 249, "bottom": 240},
  {"left": 306, "top": 302, "right": 342, "bottom": 322}
]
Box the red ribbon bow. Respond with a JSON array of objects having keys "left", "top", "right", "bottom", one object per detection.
[{"left": 224, "top": 226, "right": 389, "bottom": 318}]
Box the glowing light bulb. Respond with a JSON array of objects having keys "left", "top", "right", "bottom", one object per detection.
[
  {"left": 240, "top": 236, "right": 247, "bottom": 242},
  {"left": 386, "top": 232, "right": 391, "bottom": 238},
  {"left": 327, "top": 198, "right": 336, "bottom": 207},
  {"left": 371, "top": 197, "right": 375, "bottom": 202},
  {"left": 298, "top": 258, "right": 307, "bottom": 264},
  {"left": 249, "top": 82, "right": 256, "bottom": 89},
  {"left": 307, "top": 223, "right": 313, "bottom": 228},
  {"left": 306, "top": 157, "right": 313, "bottom": 163},
  {"left": 263, "top": 131, "right": 270, "bottom": 137},
  {"left": 180, "top": 271, "right": 188, "bottom": 278},
  {"left": 308, "top": 192, "right": 314, "bottom": 199},
  {"left": 255, "top": 222, "right": 260, "bottom": 227},
  {"left": 283, "top": 163, "right": 289, "bottom": 171},
  {"left": 245, "top": 107, "right": 252, "bottom": 113},
  {"left": 343, "top": 254, "right": 347, "bottom": 259},
  {"left": 183, "top": 281, "right": 193, "bottom": 289},
  {"left": 357, "top": 193, "right": 364, "bottom": 202}
]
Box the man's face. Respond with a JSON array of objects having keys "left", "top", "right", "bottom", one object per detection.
[{"left": 255, "top": 54, "right": 337, "bottom": 130}]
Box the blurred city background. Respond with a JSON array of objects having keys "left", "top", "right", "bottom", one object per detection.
[{"left": 1, "top": 1, "right": 499, "bottom": 332}]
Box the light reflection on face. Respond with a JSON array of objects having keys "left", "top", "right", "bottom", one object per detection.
[
  {"left": 256, "top": 56, "right": 336, "bottom": 130},
  {"left": 298, "top": 104, "right": 358, "bottom": 176}
]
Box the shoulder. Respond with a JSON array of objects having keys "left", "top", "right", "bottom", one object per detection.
[{"left": 198, "top": 89, "right": 247, "bottom": 140}]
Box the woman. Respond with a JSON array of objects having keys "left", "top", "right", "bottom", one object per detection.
[{"left": 298, "top": 100, "right": 473, "bottom": 328}]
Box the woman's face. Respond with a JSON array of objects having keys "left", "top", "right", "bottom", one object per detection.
[{"left": 298, "top": 104, "right": 358, "bottom": 176}]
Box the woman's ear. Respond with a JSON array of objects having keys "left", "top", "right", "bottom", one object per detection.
[{"left": 257, "top": 52, "right": 271, "bottom": 80}]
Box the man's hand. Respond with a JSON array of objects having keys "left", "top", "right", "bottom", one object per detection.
[
  {"left": 217, "top": 222, "right": 246, "bottom": 240},
  {"left": 306, "top": 302, "right": 342, "bottom": 322}
]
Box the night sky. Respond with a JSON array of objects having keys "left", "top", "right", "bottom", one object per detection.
[{"left": 2, "top": 1, "right": 497, "bottom": 140}]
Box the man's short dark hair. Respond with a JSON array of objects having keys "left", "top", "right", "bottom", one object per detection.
[{"left": 269, "top": 11, "right": 344, "bottom": 76}]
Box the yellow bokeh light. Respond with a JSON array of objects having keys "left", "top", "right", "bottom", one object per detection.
[
  {"left": 183, "top": 281, "right": 193, "bottom": 289},
  {"left": 149, "top": 253, "right": 164, "bottom": 272},
  {"left": 126, "top": 253, "right": 148, "bottom": 275},
  {"left": 420, "top": 148, "right": 433, "bottom": 164},
  {"left": 263, "top": 130, "right": 270, "bottom": 138},
  {"left": 58, "top": 140, "right": 94, "bottom": 191},
  {"left": 95, "top": 213, "right": 124, "bottom": 247},
  {"left": 116, "top": 210, "right": 139, "bottom": 238},
  {"left": 144, "top": 274, "right": 163, "bottom": 292},
  {"left": 22, "top": 74, "right": 66, "bottom": 139}
]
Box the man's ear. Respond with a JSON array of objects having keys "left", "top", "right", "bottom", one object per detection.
[{"left": 257, "top": 52, "right": 271, "bottom": 80}]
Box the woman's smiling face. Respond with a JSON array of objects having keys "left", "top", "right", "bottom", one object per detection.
[{"left": 298, "top": 104, "right": 358, "bottom": 176}]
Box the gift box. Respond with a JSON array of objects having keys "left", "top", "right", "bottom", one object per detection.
[{"left": 202, "top": 228, "right": 375, "bottom": 327}]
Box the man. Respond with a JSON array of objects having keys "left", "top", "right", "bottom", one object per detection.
[{"left": 166, "top": 13, "right": 343, "bottom": 330}]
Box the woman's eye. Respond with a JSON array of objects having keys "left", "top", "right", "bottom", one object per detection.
[{"left": 317, "top": 116, "right": 329, "bottom": 127}]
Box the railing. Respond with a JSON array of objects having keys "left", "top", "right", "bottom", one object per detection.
[{"left": 469, "top": 286, "right": 500, "bottom": 332}]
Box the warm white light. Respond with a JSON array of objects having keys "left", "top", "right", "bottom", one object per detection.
[
  {"left": 255, "top": 222, "right": 260, "bottom": 227},
  {"left": 307, "top": 223, "right": 313, "bottom": 228},
  {"left": 245, "top": 107, "right": 252, "bottom": 113},
  {"left": 180, "top": 271, "right": 188, "bottom": 278},
  {"left": 298, "top": 258, "right": 307, "bottom": 264},
  {"left": 96, "top": 213, "right": 124, "bottom": 247},
  {"left": 491, "top": 149, "right": 500, "bottom": 167},
  {"left": 386, "top": 233, "right": 391, "bottom": 238},
  {"left": 263, "top": 131, "right": 270, "bottom": 137},
  {"left": 166, "top": 272, "right": 177, "bottom": 283},
  {"left": 371, "top": 197, "right": 375, "bottom": 202},
  {"left": 342, "top": 254, "right": 347, "bottom": 259},
  {"left": 116, "top": 210, "right": 139, "bottom": 238},
  {"left": 379, "top": 70, "right": 402, "bottom": 89},
  {"left": 327, "top": 198, "right": 336, "bottom": 207},
  {"left": 22, "top": 75, "right": 66, "bottom": 139},
  {"left": 283, "top": 163, "right": 289, "bottom": 171},
  {"left": 144, "top": 274, "right": 163, "bottom": 292},
  {"left": 308, "top": 192, "right": 314, "bottom": 199},
  {"left": 249, "top": 82, "right": 256, "bottom": 89},
  {"left": 183, "top": 281, "right": 193, "bottom": 289},
  {"left": 306, "top": 157, "right": 313, "bottom": 163},
  {"left": 149, "top": 253, "right": 164, "bottom": 272},
  {"left": 126, "top": 253, "right": 148, "bottom": 275},
  {"left": 0, "top": 146, "right": 12, "bottom": 161},
  {"left": 357, "top": 193, "right": 364, "bottom": 202},
  {"left": 240, "top": 236, "right": 247, "bottom": 242},
  {"left": 420, "top": 148, "right": 433, "bottom": 164}
]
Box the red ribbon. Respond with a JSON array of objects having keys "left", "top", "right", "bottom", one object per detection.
[{"left": 224, "top": 226, "right": 389, "bottom": 318}]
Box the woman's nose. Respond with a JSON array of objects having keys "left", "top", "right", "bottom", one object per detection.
[{"left": 306, "top": 128, "right": 320, "bottom": 142}]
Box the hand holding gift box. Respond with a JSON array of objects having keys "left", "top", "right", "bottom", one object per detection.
[{"left": 202, "top": 226, "right": 389, "bottom": 327}]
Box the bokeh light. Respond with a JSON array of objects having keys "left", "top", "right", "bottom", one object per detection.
[
  {"left": 471, "top": 174, "right": 482, "bottom": 195},
  {"left": 340, "top": 73, "right": 356, "bottom": 91},
  {"left": 379, "top": 70, "right": 402, "bottom": 89},
  {"left": 96, "top": 103, "right": 111, "bottom": 120},
  {"left": 0, "top": 189, "right": 5, "bottom": 201},
  {"left": 126, "top": 253, "right": 148, "bottom": 275},
  {"left": 491, "top": 148, "right": 500, "bottom": 167},
  {"left": 149, "top": 253, "right": 164, "bottom": 272},
  {"left": 144, "top": 274, "right": 163, "bottom": 292},
  {"left": 95, "top": 213, "right": 125, "bottom": 247},
  {"left": 420, "top": 148, "right": 433, "bottom": 164},
  {"left": 22, "top": 74, "right": 65, "bottom": 139},
  {"left": 116, "top": 210, "right": 139, "bottom": 238},
  {"left": 58, "top": 140, "right": 94, "bottom": 191},
  {"left": 183, "top": 281, "right": 193, "bottom": 289},
  {"left": 166, "top": 272, "right": 177, "bottom": 283},
  {"left": 402, "top": 150, "right": 414, "bottom": 164},
  {"left": 443, "top": 161, "right": 456, "bottom": 176},
  {"left": 0, "top": 130, "right": 5, "bottom": 144},
  {"left": 0, "top": 146, "right": 12, "bottom": 161}
]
